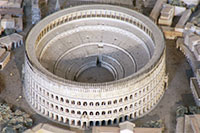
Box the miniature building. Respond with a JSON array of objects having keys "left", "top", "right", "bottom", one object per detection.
[
  {"left": 1, "top": 16, "right": 15, "bottom": 30},
  {"left": 24, "top": 123, "right": 75, "bottom": 133},
  {"left": 24, "top": 5, "right": 167, "bottom": 129},
  {"left": 174, "top": 6, "right": 186, "bottom": 16},
  {"left": 93, "top": 121, "right": 162, "bottom": 133},
  {"left": 184, "top": 32, "right": 200, "bottom": 52},
  {"left": 161, "top": 26, "right": 182, "bottom": 40},
  {"left": 176, "top": 114, "right": 200, "bottom": 133},
  {"left": 185, "top": 22, "right": 196, "bottom": 32},
  {"left": 0, "top": 0, "right": 22, "bottom": 8},
  {"left": 175, "top": 9, "right": 192, "bottom": 32},
  {"left": 0, "top": 0, "right": 23, "bottom": 17},
  {"left": 176, "top": 37, "right": 200, "bottom": 73},
  {"left": 0, "top": 0, "right": 23, "bottom": 33},
  {"left": 185, "top": 22, "right": 200, "bottom": 36},
  {"left": 158, "top": 4, "right": 175, "bottom": 26},
  {"left": 0, "top": 15, "right": 23, "bottom": 32},
  {"left": 0, "top": 48, "right": 10, "bottom": 70},
  {"left": 150, "top": 0, "right": 167, "bottom": 23},
  {"left": 0, "top": 33, "right": 23, "bottom": 50}
]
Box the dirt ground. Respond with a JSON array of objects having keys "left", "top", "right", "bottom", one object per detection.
[{"left": 0, "top": 1, "right": 196, "bottom": 133}]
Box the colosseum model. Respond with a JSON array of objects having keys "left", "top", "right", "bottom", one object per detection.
[{"left": 23, "top": 5, "right": 168, "bottom": 129}]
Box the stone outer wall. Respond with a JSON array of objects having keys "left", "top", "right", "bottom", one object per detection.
[{"left": 23, "top": 5, "right": 168, "bottom": 129}]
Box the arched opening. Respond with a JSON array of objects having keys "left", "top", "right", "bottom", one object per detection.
[
  {"left": 119, "top": 117, "right": 123, "bottom": 123},
  {"left": 114, "top": 109, "right": 117, "bottom": 113},
  {"left": 108, "top": 101, "right": 111, "bottom": 105},
  {"left": 83, "top": 102, "right": 87, "bottom": 106},
  {"left": 119, "top": 98, "right": 122, "bottom": 103},
  {"left": 101, "top": 120, "right": 106, "bottom": 126},
  {"left": 71, "top": 110, "right": 75, "bottom": 114},
  {"left": 89, "top": 102, "right": 93, "bottom": 106},
  {"left": 101, "top": 102, "right": 106, "bottom": 105},
  {"left": 77, "top": 121, "right": 81, "bottom": 126},
  {"left": 77, "top": 111, "right": 81, "bottom": 115},
  {"left": 102, "top": 111, "right": 106, "bottom": 115},
  {"left": 83, "top": 111, "right": 87, "bottom": 116},
  {"left": 125, "top": 115, "right": 128, "bottom": 121},
  {"left": 139, "top": 110, "right": 142, "bottom": 115},
  {"left": 143, "top": 107, "right": 146, "bottom": 113},
  {"left": 134, "top": 112, "right": 137, "bottom": 117},
  {"left": 113, "top": 119, "right": 117, "bottom": 124},
  {"left": 108, "top": 110, "right": 112, "bottom": 114},
  {"left": 95, "top": 121, "right": 100, "bottom": 126},
  {"left": 96, "top": 102, "right": 100, "bottom": 106},
  {"left": 71, "top": 120, "right": 75, "bottom": 125},
  {"left": 60, "top": 107, "right": 64, "bottom": 112},
  {"left": 147, "top": 105, "right": 150, "bottom": 110},
  {"left": 66, "top": 118, "right": 69, "bottom": 124},
  {"left": 60, "top": 117, "right": 64, "bottom": 122},
  {"left": 56, "top": 96, "right": 59, "bottom": 100},
  {"left": 124, "top": 96, "right": 128, "bottom": 101},
  {"left": 90, "top": 121, "right": 94, "bottom": 126},
  {"left": 51, "top": 104, "right": 54, "bottom": 108},
  {"left": 66, "top": 99, "right": 69, "bottom": 103},
  {"left": 83, "top": 122, "right": 86, "bottom": 128},
  {"left": 108, "top": 120, "right": 112, "bottom": 125},
  {"left": 130, "top": 114, "right": 133, "bottom": 119},
  {"left": 56, "top": 115, "right": 59, "bottom": 121},
  {"left": 42, "top": 108, "right": 45, "bottom": 114},
  {"left": 164, "top": 82, "right": 167, "bottom": 90},
  {"left": 77, "top": 101, "right": 81, "bottom": 105},
  {"left": 135, "top": 93, "right": 137, "bottom": 97},
  {"left": 60, "top": 97, "right": 64, "bottom": 102},
  {"left": 90, "top": 112, "right": 93, "bottom": 115},
  {"left": 96, "top": 112, "right": 100, "bottom": 115}
]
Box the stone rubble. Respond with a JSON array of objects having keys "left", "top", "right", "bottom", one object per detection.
[
  {"left": 0, "top": 102, "right": 33, "bottom": 133},
  {"left": 176, "top": 105, "right": 200, "bottom": 118},
  {"left": 142, "top": 119, "right": 164, "bottom": 128}
]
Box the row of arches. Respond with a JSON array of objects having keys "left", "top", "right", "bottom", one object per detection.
[
  {"left": 34, "top": 85, "right": 154, "bottom": 108},
  {"left": 32, "top": 90, "right": 164, "bottom": 121},
  {"left": 29, "top": 79, "right": 166, "bottom": 129},
  {"left": 33, "top": 89, "right": 159, "bottom": 117}
]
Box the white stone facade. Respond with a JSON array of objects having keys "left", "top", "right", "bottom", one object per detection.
[{"left": 24, "top": 5, "right": 168, "bottom": 129}]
